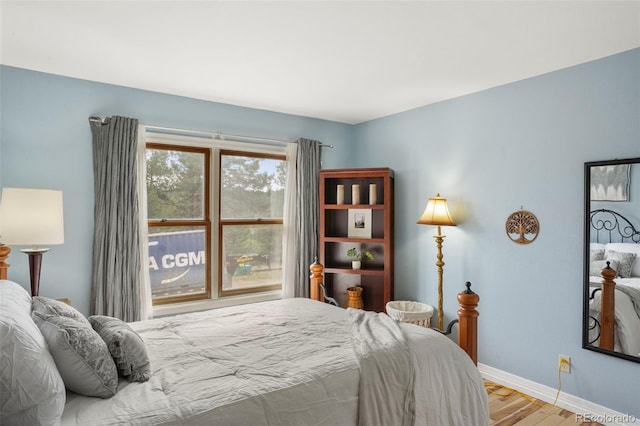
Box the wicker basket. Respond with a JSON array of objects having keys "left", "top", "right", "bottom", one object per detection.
[{"left": 385, "top": 301, "right": 434, "bottom": 328}]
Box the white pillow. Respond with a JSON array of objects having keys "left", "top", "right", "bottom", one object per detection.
[
  {"left": 0, "top": 280, "right": 66, "bottom": 425},
  {"left": 605, "top": 243, "right": 640, "bottom": 277},
  {"left": 32, "top": 311, "right": 119, "bottom": 398}
]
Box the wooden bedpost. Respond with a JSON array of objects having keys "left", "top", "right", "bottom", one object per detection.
[
  {"left": 599, "top": 262, "right": 616, "bottom": 351},
  {"left": 0, "top": 245, "right": 10, "bottom": 280},
  {"left": 309, "top": 260, "right": 324, "bottom": 302},
  {"left": 457, "top": 282, "right": 479, "bottom": 366}
]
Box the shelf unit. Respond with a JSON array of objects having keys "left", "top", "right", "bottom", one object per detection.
[{"left": 316, "top": 168, "right": 394, "bottom": 312}]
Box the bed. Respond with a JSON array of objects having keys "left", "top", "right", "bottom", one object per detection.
[
  {"left": 587, "top": 209, "right": 640, "bottom": 357},
  {"left": 1, "top": 261, "right": 489, "bottom": 426}
]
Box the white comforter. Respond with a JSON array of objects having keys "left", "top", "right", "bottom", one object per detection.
[{"left": 62, "top": 298, "right": 488, "bottom": 425}]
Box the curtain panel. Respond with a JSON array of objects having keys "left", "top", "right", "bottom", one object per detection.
[
  {"left": 294, "top": 138, "right": 321, "bottom": 298},
  {"left": 90, "top": 116, "right": 143, "bottom": 322},
  {"left": 282, "top": 142, "right": 298, "bottom": 298}
]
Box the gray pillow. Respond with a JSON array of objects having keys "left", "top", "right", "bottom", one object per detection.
[
  {"left": 606, "top": 250, "right": 638, "bottom": 278},
  {"left": 590, "top": 249, "right": 605, "bottom": 263},
  {"left": 89, "top": 315, "right": 151, "bottom": 382},
  {"left": 32, "top": 311, "right": 118, "bottom": 398},
  {"left": 32, "top": 296, "right": 91, "bottom": 327},
  {"left": 590, "top": 259, "right": 619, "bottom": 277}
]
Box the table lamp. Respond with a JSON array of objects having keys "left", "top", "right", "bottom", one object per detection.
[{"left": 0, "top": 188, "right": 64, "bottom": 296}]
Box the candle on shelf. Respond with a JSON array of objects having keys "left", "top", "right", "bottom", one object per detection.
[
  {"left": 352, "top": 184, "right": 360, "bottom": 205},
  {"left": 369, "top": 184, "right": 377, "bottom": 205},
  {"left": 336, "top": 185, "right": 345, "bottom": 205}
]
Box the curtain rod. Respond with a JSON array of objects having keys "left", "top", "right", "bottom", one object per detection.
[{"left": 88, "top": 117, "right": 334, "bottom": 148}]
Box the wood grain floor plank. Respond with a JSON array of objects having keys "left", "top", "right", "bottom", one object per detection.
[{"left": 485, "top": 381, "right": 604, "bottom": 426}]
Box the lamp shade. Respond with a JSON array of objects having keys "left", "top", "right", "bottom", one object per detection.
[
  {"left": 417, "top": 193, "right": 456, "bottom": 227},
  {"left": 0, "top": 188, "right": 64, "bottom": 246}
]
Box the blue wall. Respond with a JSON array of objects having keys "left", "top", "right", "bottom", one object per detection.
[
  {"left": 352, "top": 48, "right": 640, "bottom": 416},
  {"left": 2, "top": 48, "right": 639, "bottom": 416},
  {"left": 0, "top": 65, "right": 353, "bottom": 313}
]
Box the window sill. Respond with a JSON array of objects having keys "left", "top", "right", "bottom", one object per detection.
[{"left": 152, "top": 291, "right": 282, "bottom": 317}]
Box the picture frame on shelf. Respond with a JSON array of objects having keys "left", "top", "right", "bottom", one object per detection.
[{"left": 347, "top": 209, "right": 372, "bottom": 238}]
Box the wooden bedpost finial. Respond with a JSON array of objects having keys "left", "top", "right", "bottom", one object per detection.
[
  {"left": 599, "top": 261, "right": 616, "bottom": 351},
  {"left": 0, "top": 244, "right": 11, "bottom": 280},
  {"left": 457, "top": 282, "right": 479, "bottom": 365},
  {"left": 601, "top": 261, "right": 616, "bottom": 281},
  {"left": 309, "top": 258, "right": 323, "bottom": 277},
  {"left": 309, "top": 259, "right": 324, "bottom": 302}
]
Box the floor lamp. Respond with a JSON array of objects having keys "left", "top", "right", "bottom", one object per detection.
[
  {"left": 0, "top": 188, "right": 64, "bottom": 296},
  {"left": 417, "top": 193, "right": 456, "bottom": 330}
]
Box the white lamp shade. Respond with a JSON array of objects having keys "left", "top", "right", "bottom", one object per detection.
[
  {"left": 0, "top": 188, "right": 64, "bottom": 246},
  {"left": 417, "top": 193, "right": 456, "bottom": 227}
]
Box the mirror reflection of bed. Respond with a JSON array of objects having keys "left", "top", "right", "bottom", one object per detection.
[{"left": 584, "top": 158, "right": 640, "bottom": 363}]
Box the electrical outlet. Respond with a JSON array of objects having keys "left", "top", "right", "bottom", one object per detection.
[{"left": 559, "top": 355, "right": 571, "bottom": 373}]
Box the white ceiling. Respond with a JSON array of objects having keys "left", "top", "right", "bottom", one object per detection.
[{"left": 1, "top": 1, "right": 639, "bottom": 124}]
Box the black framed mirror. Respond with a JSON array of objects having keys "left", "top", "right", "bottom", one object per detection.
[{"left": 583, "top": 157, "right": 640, "bottom": 363}]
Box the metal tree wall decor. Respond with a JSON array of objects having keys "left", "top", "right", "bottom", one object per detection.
[{"left": 505, "top": 209, "right": 539, "bottom": 244}]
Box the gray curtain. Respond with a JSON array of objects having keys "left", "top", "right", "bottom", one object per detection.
[
  {"left": 295, "top": 138, "right": 321, "bottom": 297},
  {"left": 90, "top": 116, "right": 142, "bottom": 321}
]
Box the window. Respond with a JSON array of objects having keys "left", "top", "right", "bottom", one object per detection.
[
  {"left": 144, "top": 136, "right": 288, "bottom": 307},
  {"left": 219, "top": 151, "right": 286, "bottom": 296},
  {"left": 146, "top": 144, "right": 211, "bottom": 305}
]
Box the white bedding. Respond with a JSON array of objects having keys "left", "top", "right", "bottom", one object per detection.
[
  {"left": 62, "top": 298, "right": 488, "bottom": 425},
  {"left": 589, "top": 276, "right": 640, "bottom": 357}
]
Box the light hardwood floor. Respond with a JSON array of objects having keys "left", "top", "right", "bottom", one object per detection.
[{"left": 486, "top": 381, "right": 604, "bottom": 426}]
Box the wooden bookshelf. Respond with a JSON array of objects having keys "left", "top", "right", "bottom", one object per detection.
[{"left": 316, "top": 168, "right": 394, "bottom": 312}]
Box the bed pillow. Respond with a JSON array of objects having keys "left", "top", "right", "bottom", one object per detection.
[
  {"left": 89, "top": 315, "right": 152, "bottom": 382},
  {"left": 605, "top": 243, "right": 640, "bottom": 277},
  {"left": 590, "top": 248, "right": 605, "bottom": 263},
  {"left": 32, "top": 311, "right": 118, "bottom": 398},
  {"left": 590, "top": 260, "right": 619, "bottom": 277},
  {"left": 0, "top": 280, "right": 66, "bottom": 425},
  {"left": 32, "top": 296, "right": 91, "bottom": 327},
  {"left": 604, "top": 250, "right": 637, "bottom": 278}
]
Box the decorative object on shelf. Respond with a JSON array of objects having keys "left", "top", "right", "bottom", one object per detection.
[
  {"left": 0, "top": 188, "right": 65, "bottom": 296},
  {"left": 369, "top": 184, "right": 377, "bottom": 205},
  {"left": 346, "top": 286, "right": 364, "bottom": 309},
  {"left": 417, "top": 193, "right": 456, "bottom": 330},
  {"left": 505, "top": 208, "right": 539, "bottom": 245},
  {"left": 347, "top": 209, "right": 372, "bottom": 238},
  {"left": 336, "top": 184, "right": 345, "bottom": 205},
  {"left": 352, "top": 184, "right": 360, "bottom": 204},
  {"left": 590, "top": 164, "right": 630, "bottom": 201},
  {"left": 347, "top": 247, "right": 374, "bottom": 270}
]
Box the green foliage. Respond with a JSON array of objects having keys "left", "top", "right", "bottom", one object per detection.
[
  {"left": 146, "top": 149, "right": 205, "bottom": 220},
  {"left": 346, "top": 248, "right": 374, "bottom": 261},
  {"left": 146, "top": 148, "right": 287, "bottom": 260}
]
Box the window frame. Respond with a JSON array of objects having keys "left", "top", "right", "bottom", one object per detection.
[
  {"left": 146, "top": 143, "right": 212, "bottom": 305},
  {"left": 142, "top": 131, "right": 289, "bottom": 313},
  {"left": 218, "top": 150, "right": 286, "bottom": 297}
]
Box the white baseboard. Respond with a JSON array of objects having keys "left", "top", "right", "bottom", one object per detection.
[{"left": 478, "top": 363, "right": 639, "bottom": 426}]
